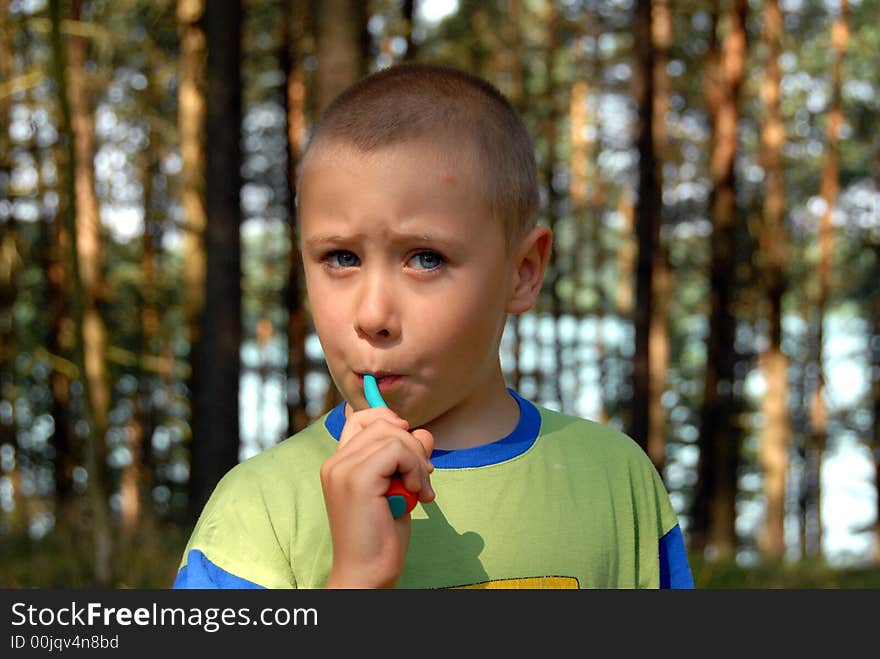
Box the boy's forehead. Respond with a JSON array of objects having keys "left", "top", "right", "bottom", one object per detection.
[
  {"left": 301, "top": 134, "right": 481, "bottom": 177},
  {"left": 299, "top": 138, "right": 491, "bottom": 210},
  {"left": 297, "top": 139, "right": 512, "bottom": 246},
  {"left": 296, "top": 134, "right": 529, "bottom": 249}
]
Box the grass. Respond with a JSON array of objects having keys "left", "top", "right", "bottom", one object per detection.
[
  {"left": 690, "top": 557, "right": 880, "bottom": 588},
  {"left": 0, "top": 522, "right": 191, "bottom": 589}
]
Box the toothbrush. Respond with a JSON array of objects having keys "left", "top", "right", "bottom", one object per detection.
[{"left": 363, "top": 374, "right": 419, "bottom": 519}]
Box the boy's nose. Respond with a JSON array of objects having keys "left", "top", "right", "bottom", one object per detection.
[{"left": 354, "top": 272, "right": 400, "bottom": 340}]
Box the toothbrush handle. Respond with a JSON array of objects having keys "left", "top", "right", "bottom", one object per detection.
[
  {"left": 363, "top": 375, "right": 419, "bottom": 519},
  {"left": 386, "top": 475, "right": 418, "bottom": 519}
]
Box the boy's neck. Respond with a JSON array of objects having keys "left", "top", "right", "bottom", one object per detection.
[{"left": 419, "top": 373, "right": 520, "bottom": 452}]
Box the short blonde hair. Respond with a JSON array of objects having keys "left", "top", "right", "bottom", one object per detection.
[{"left": 300, "top": 62, "right": 539, "bottom": 247}]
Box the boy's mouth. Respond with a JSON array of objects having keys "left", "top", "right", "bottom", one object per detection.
[{"left": 356, "top": 372, "right": 403, "bottom": 391}]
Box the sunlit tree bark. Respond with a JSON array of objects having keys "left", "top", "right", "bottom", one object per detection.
[
  {"left": 569, "top": 8, "right": 609, "bottom": 423},
  {"left": 615, "top": 193, "right": 635, "bottom": 323},
  {"left": 314, "top": 0, "right": 368, "bottom": 412},
  {"left": 570, "top": 77, "right": 588, "bottom": 292},
  {"left": 584, "top": 16, "right": 609, "bottom": 426},
  {"left": 647, "top": 0, "right": 672, "bottom": 473},
  {"left": 177, "top": 0, "right": 207, "bottom": 518},
  {"left": 49, "top": 0, "right": 113, "bottom": 585},
  {"left": 315, "top": 0, "right": 368, "bottom": 114},
  {"left": 177, "top": 0, "right": 206, "bottom": 309},
  {"left": 756, "top": 0, "right": 791, "bottom": 562},
  {"left": 805, "top": 0, "right": 849, "bottom": 560}
]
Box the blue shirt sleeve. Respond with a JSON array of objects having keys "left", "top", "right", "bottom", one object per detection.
[
  {"left": 659, "top": 525, "right": 695, "bottom": 589},
  {"left": 172, "top": 549, "right": 266, "bottom": 589}
]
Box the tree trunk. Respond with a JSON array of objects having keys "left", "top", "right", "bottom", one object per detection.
[
  {"left": 615, "top": 193, "right": 635, "bottom": 322},
  {"left": 690, "top": 0, "right": 748, "bottom": 559},
  {"left": 585, "top": 16, "right": 609, "bottom": 425},
  {"left": 188, "top": 0, "right": 243, "bottom": 521},
  {"left": 632, "top": 0, "right": 671, "bottom": 471},
  {"left": 280, "top": 0, "right": 310, "bottom": 437},
  {"left": 46, "top": 231, "right": 77, "bottom": 528},
  {"left": 540, "top": 0, "right": 562, "bottom": 407},
  {"left": 314, "top": 0, "right": 369, "bottom": 114},
  {"left": 120, "top": 116, "right": 162, "bottom": 536},
  {"left": 0, "top": 0, "right": 24, "bottom": 534},
  {"left": 312, "top": 0, "right": 368, "bottom": 413},
  {"left": 805, "top": 0, "right": 848, "bottom": 561},
  {"left": 401, "top": 0, "right": 418, "bottom": 61},
  {"left": 177, "top": 0, "right": 207, "bottom": 519},
  {"left": 505, "top": 0, "right": 525, "bottom": 394},
  {"left": 632, "top": 0, "right": 658, "bottom": 455},
  {"left": 49, "top": 0, "right": 114, "bottom": 585},
  {"left": 569, "top": 66, "right": 590, "bottom": 415},
  {"left": 756, "top": 0, "right": 791, "bottom": 562},
  {"left": 39, "top": 130, "right": 79, "bottom": 530},
  {"left": 647, "top": 0, "right": 672, "bottom": 473}
]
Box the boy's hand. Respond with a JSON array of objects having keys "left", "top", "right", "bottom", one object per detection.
[{"left": 321, "top": 406, "right": 435, "bottom": 588}]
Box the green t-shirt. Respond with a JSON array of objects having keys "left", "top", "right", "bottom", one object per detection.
[{"left": 176, "top": 391, "right": 683, "bottom": 588}]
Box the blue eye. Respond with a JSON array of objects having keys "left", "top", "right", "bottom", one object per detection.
[
  {"left": 324, "top": 250, "right": 360, "bottom": 268},
  {"left": 410, "top": 251, "right": 444, "bottom": 271}
]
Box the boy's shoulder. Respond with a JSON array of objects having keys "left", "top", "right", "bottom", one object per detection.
[
  {"left": 177, "top": 418, "right": 335, "bottom": 586},
  {"left": 212, "top": 414, "right": 335, "bottom": 492},
  {"left": 535, "top": 403, "right": 647, "bottom": 452},
  {"left": 529, "top": 401, "right": 677, "bottom": 530},
  {"left": 530, "top": 402, "right": 661, "bottom": 474}
]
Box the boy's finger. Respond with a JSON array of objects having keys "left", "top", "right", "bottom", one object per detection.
[
  {"left": 352, "top": 436, "right": 434, "bottom": 501},
  {"left": 410, "top": 428, "right": 435, "bottom": 461},
  {"left": 330, "top": 420, "right": 434, "bottom": 501},
  {"left": 339, "top": 407, "right": 408, "bottom": 448},
  {"left": 342, "top": 420, "right": 434, "bottom": 474}
]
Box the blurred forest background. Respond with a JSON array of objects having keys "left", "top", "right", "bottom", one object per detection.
[{"left": 1, "top": 0, "right": 878, "bottom": 588}]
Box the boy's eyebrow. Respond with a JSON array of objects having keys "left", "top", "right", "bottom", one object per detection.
[
  {"left": 303, "top": 233, "right": 361, "bottom": 248},
  {"left": 304, "top": 230, "right": 464, "bottom": 249},
  {"left": 388, "top": 229, "right": 464, "bottom": 248}
]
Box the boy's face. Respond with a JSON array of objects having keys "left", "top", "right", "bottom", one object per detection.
[{"left": 298, "top": 139, "right": 521, "bottom": 428}]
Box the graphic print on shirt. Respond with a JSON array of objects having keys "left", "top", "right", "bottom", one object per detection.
[{"left": 452, "top": 576, "right": 580, "bottom": 589}]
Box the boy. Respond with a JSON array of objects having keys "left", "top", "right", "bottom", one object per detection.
[{"left": 173, "top": 62, "right": 694, "bottom": 589}]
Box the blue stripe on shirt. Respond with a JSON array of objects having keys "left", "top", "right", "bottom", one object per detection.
[
  {"left": 326, "top": 388, "right": 542, "bottom": 468},
  {"left": 174, "top": 537, "right": 693, "bottom": 589},
  {"left": 172, "top": 549, "right": 265, "bottom": 589},
  {"left": 659, "top": 524, "right": 695, "bottom": 589}
]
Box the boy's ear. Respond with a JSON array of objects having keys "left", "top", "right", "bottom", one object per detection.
[{"left": 506, "top": 226, "right": 553, "bottom": 314}]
